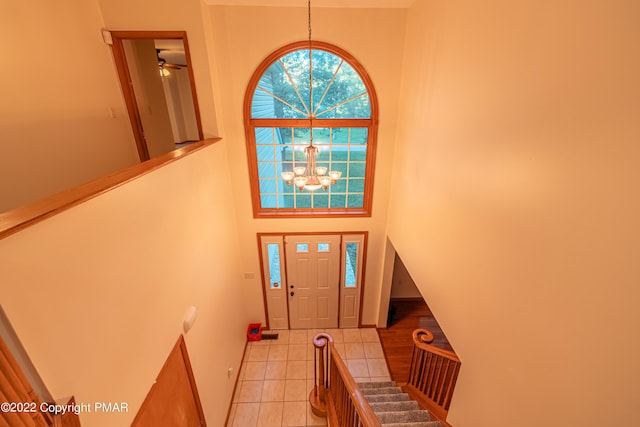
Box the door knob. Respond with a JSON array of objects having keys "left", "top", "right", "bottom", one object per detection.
[
  {"left": 290, "top": 291, "right": 295, "bottom": 296},
  {"left": 290, "top": 285, "right": 294, "bottom": 288}
]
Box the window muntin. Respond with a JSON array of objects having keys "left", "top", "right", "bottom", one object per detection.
[{"left": 245, "top": 41, "right": 377, "bottom": 217}]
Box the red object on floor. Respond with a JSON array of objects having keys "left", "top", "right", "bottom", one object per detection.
[{"left": 247, "top": 323, "right": 262, "bottom": 341}]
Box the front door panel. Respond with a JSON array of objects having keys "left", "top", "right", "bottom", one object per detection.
[{"left": 286, "top": 235, "right": 340, "bottom": 329}]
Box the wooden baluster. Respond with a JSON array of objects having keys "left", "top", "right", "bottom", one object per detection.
[
  {"left": 310, "top": 333, "right": 333, "bottom": 417},
  {"left": 407, "top": 328, "right": 461, "bottom": 422}
]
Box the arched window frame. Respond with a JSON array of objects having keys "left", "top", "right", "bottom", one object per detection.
[{"left": 244, "top": 41, "right": 379, "bottom": 218}]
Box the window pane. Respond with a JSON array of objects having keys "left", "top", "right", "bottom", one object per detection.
[
  {"left": 257, "top": 162, "right": 276, "bottom": 178},
  {"left": 259, "top": 179, "right": 278, "bottom": 193},
  {"left": 318, "top": 243, "right": 330, "bottom": 252},
  {"left": 296, "top": 193, "right": 312, "bottom": 208},
  {"left": 312, "top": 193, "right": 329, "bottom": 208},
  {"left": 315, "top": 59, "right": 370, "bottom": 119},
  {"left": 350, "top": 128, "right": 368, "bottom": 144},
  {"left": 261, "top": 194, "right": 277, "bottom": 208},
  {"left": 345, "top": 242, "right": 359, "bottom": 287},
  {"left": 349, "top": 179, "right": 365, "bottom": 193},
  {"left": 252, "top": 60, "right": 307, "bottom": 119},
  {"left": 347, "top": 194, "right": 364, "bottom": 208},
  {"left": 348, "top": 162, "right": 366, "bottom": 178},
  {"left": 267, "top": 243, "right": 282, "bottom": 289},
  {"left": 330, "top": 194, "right": 346, "bottom": 208},
  {"left": 296, "top": 243, "right": 309, "bottom": 253},
  {"left": 248, "top": 44, "right": 375, "bottom": 215}
]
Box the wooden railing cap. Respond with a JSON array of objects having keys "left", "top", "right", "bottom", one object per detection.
[
  {"left": 313, "top": 332, "right": 334, "bottom": 348},
  {"left": 411, "top": 328, "right": 460, "bottom": 362}
]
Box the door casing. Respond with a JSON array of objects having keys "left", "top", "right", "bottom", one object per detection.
[{"left": 258, "top": 231, "right": 368, "bottom": 330}]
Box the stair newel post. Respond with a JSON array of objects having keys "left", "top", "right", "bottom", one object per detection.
[{"left": 310, "top": 333, "right": 333, "bottom": 417}]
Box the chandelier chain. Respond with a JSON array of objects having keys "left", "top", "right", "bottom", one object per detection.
[{"left": 308, "top": 0, "right": 313, "bottom": 145}]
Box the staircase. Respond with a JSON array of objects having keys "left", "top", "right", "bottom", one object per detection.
[{"left": 359, "top": 381, "right": 442, "bottom": 427}]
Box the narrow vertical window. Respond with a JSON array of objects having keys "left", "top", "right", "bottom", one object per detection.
[
  {"left": 267, "top": 243, "right": 281, "bottom": 289},
  {"left": 345, "top": 242, "right": 359, "bottom": 288}
]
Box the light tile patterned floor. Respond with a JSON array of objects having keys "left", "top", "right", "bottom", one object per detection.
[{"left": 227, "top": 328, "right": 390, "bottom": 427}]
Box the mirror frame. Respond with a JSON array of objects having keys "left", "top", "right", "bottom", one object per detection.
[{"left": 110, "top": 30, "right": 204, "bottom": 162}]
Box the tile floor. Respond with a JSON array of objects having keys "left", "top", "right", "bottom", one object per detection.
[{"left": 227, "top": 328, "right": 390, "bottom": 427}]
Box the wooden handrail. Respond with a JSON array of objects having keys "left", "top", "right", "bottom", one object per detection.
[
  {"left": 412, "top": 329, "right": 460, "bottom": 362},
  {"left": 407, "top": 328, "right": 461, "bottom": 421},
  {"left": 311, "top": 333, "right": 381, "bottom": 426},
  {"left": 0, "top": 334, "right": 53, "bottom": 426},
  {"left": 0, "top": 138, "right": 221, "bottom": 240}
]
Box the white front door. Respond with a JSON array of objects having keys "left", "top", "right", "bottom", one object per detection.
[{"left": 285, "top": 235, "right": 341, "bottom": 329}]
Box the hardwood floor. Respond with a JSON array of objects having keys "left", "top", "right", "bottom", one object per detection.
[{"left": 377, "top": 298, "right": 455, "bottom": 384}]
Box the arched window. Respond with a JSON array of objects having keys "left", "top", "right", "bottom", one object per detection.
[{"left": 244, "top": 41, "right": 378, "bottom": 217}]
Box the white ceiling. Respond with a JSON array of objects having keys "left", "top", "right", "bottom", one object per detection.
[{"left": 204, "top": 0, "right": 415, "bottom": 8}]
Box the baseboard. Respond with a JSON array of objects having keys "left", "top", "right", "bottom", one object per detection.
[
  {"left": 359, "top": 323, "right": 377, "bottom": 328},
  {"left": 224, "top": 340, "right": 248, "bottom": 427}
]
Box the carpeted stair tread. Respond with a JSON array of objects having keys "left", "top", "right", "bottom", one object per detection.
[
  {"left": 381, "top": 422, "right": 441, "bottom": 427},
  {"left": 370, "top": 400, "right": 419, "bottom": 412},
  {"left": 361, "top": 386, "right": 403, "bottom": 395},
  {"left": 358, "top": 381, "right": 397, "bottom": 389},
  {"left": 365, "top": 393, "right": 411, "bottom": 403},
  {"left": 376, "top": 410, "right": 432, "bottom": 424},
  {"left": 359, "top": 381, "right": 442, "bottom": 427}
]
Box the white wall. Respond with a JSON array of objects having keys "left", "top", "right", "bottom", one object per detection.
[
  {"left": 387, "top": 1, "right": 640, "bottom": 426},
  {"left": 0, "top": 0, "right": 139, "bottom": 212},
  {"left": 0, "top": 143, "right": 248, "bottom": 426},
  {"left": 206, "top": 5, "right": 407, "bottom": 326}
]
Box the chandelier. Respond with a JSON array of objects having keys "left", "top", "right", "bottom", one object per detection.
[{"left": 280, "top": 0, "right": 341, "bottom": 192}]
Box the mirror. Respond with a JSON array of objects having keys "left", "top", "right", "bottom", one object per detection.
[{"left": 110, "top": 31, "right": 203, "bottom": 161}]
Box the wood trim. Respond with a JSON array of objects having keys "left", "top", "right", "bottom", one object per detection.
[
  {"left": 54, "top": 397, "right": 82, "bottom": 427},
  {"left": 0, "top": 139, "right": 221, "bottom": 240},
  {"left": 325, "top": 340, "right": 381, "bottom": 426},
  {"left": 109, "top": 30, "right": 204, "bottom": 162},
  {"left": 256, "top": 235, "right": 271, "bottom": 331},
  {"left": 357, "top": 232, "right": 369, "bottom": 328},
  {"left": 337, "top": 234, "right": 343, "bottom": 328},
  {"left": 132, "top": 335, "right": 207, "bottom": 426},
  {"left": 0, "top": 334, "right": 53, "bottom": 426},
  {"left": 177, "top": 336, "right": 206, "bottom": 426},
  {"left": 257, "top": 231, "right": 368, "bottom": 330},
  {"left": 111, "top": 35, "right": 148, "bottom": 161},
  {"left": 243, "top": 40, "right": 378, "bottom": 218},
  {"left": 390, "top": 297, "right": 426, "bottom": 302}
]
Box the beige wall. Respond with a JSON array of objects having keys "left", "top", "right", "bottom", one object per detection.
[
  {"left": 0, "top": 0, "right": 139, "bottom": 212},
  {"left": 390, "top": 253, "right": 422, "bottom": 300},
  {"left": 387, "top": 0, "right": 640, "bottom": 426},
  {"left": 0, "top": 143, "right": 248, "bottom": 426},
  {"left": 206, "top": 5, "right": 407, "bottom": 326}
]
